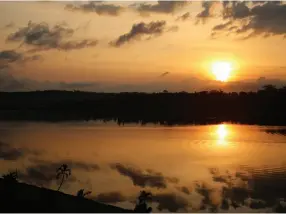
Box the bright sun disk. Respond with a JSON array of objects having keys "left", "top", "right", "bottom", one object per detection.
[{"left": 211, "top": 61, "right": 232, "bottom": 82}]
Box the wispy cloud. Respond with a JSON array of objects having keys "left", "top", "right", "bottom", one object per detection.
[
  {"left": 159, "top": 71, "right": 170, "bottom": 77},
  {"left": 6, "top": 21, "right": 98, "bottom": 52},
  {"left": 0, "top": 49, "right": 42, "bottom": 73},
  {"left": 135, "top": 1, "right": 190, "bottom": 16},
  {"left": 176, "top": 12, "right": 191, "bottom": 21},
  {"left": 65, "top": 2, "right": 125, "bottom": 16},
  {"left": 110, "top": 21, "right": 175, "bottom": 47}
]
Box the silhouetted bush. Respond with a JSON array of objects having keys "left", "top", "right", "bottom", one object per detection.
[
  {"left": 77, "top": 189, "right": 92, "bottom": 198},
  {"left": 134, "top": 191, "right": 152, "bottom": 213},
  {"left": 2, "top": 170, "right": 18, "bottom": 183}
]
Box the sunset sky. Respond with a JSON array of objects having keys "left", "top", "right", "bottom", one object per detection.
[{"left": 1, "top": 1, "right": 286, "bottom": 92}]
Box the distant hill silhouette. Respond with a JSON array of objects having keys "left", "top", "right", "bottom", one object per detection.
[{"left": 0, "top": 85, "right": 286, "bottom": 125}]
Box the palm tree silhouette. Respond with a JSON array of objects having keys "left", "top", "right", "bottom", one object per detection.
[{"left": 56, "top": 164, "right": 71, "bottom": 191}]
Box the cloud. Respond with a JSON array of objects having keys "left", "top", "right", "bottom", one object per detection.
[
  {"left": 160, "top": 72, "right": 170, "bottom": 77},
  {"left": 222, "top": 185, "right": 249, "bottom": 208},
  {"left": 0, "top": 50, "right": 42, "bottom": 74},
  {"left": 33, "top": 159, "right": 101, "bottom": 172},
  {"left": 0, "top": 141, "right": 41, "bottom": 161},
  {"left": 212, "top": 2, "right": 286, "bottom": 39},
  {"left": 195, "top": 181, "right": 222, "bottom": 211},
  {"left": 222, "top": 1, "right": 251, "bottom": 20},
  {"left": 212, "top": 21, "right": 232, "bottom": 31},
  {"left": 0, "top": 50, "right": 23, "bottom": 63},
  {"left": 209, "top": 168, "right": 233, "bottom": 185},
  {"left": 19, "top": 164, "right": 62, "bottom": 186},
  {"left": 208, "top": 166, "right": 286, "bottom": 211},
  {"left": 207, "top": 168, "right": 252, "bottom": 210},
  {"left": 152, "top": 192, "right": 190, "bottom": 212},
  {"left": 110, "top": 163, "right": 178, "bottom": 189},
  {"left": 176, "top": 186, "right": 192, "bottom": 195},
  {"left": 110, "top": 21, "right": 168, "bottom": 47},
  {"left": 0, "top": 50, "right": 42, "bottom": 64},
  {"left": 135, "top": 1, "right": 190, "bottom": 16},
  {"left": 196, "top": 1, "right": 219, "bottom": 23},
  {"left": 4, "top": 22, "right": 15, "bottom": 29},
  {"left": 65, "top": 2, "right": 125, "bottom": 16},
  {"left": 91, "top": 191, "right": 127, "bottom": 204},
  {"left": 7, "top": 21, "right": 73, "bottom": 44},
  {"left": 167, "top": 25, "right": 179, "bottom": 32},
  {"left": 6, "top": 21, "right": 98, "bottom": 52},
  {"left": 53, "top": 39, "right": 98, "bottom": 51},
  {"left": 20, "top": 159, "right": 100, "bottom": 186},
  {"left": 0, "top": 141, "right": 25, "bottom": 161},
  {"left": 176, "top": 12, "right": 191, "bottom": 21},
  {"left": 240, "top": 2, "right": 286, "bottom": 38},
  {"left": 244, "top": 165, "right": 286, "bottom": 205}
]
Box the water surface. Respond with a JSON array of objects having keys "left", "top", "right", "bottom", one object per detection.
[{"left": 1, "top": 122, "right": 286, "bottom": 212}]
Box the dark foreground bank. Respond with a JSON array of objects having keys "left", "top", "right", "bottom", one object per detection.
[
  {"left": 0, "top": 178, "right": 133, "bottom": 213},
  {"left": 0, "top": 86, "right": 286, "bottom": 125}
]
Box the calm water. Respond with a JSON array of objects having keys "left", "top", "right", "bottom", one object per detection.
[{"left": 1, "top": 122, "right": 286, "bottom": 212}]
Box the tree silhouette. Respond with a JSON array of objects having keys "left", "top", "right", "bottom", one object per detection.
[
  {"left": 56, "top": 164, "right": 71, "bottom": 191},
  {"left": 263, "top": 84, "right": 277, "bottom": 92},
  {"left": 134, "top": 191, "right": 152, "bottom": 213},
  {"left": 76, "top": 189, "right": 92, "bottom": 198},
  {"left": 2, "top": 84, "right": 286, "bottom": 126}
]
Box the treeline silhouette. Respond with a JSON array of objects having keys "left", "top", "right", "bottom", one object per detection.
[{"left": 0, "top": 84, "right": 286, "bottom": 125}]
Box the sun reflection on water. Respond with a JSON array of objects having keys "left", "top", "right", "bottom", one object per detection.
[{"left": 216, "top": 124, "right": 228, "bottom": 146}]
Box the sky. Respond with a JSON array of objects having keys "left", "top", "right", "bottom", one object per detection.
[{"left": 1, "top": 1, "right": 286, "bottom": 92}]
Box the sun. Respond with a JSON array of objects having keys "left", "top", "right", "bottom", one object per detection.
[{"left": 211, "top": 61, "right": 233, "bottom": 82}]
